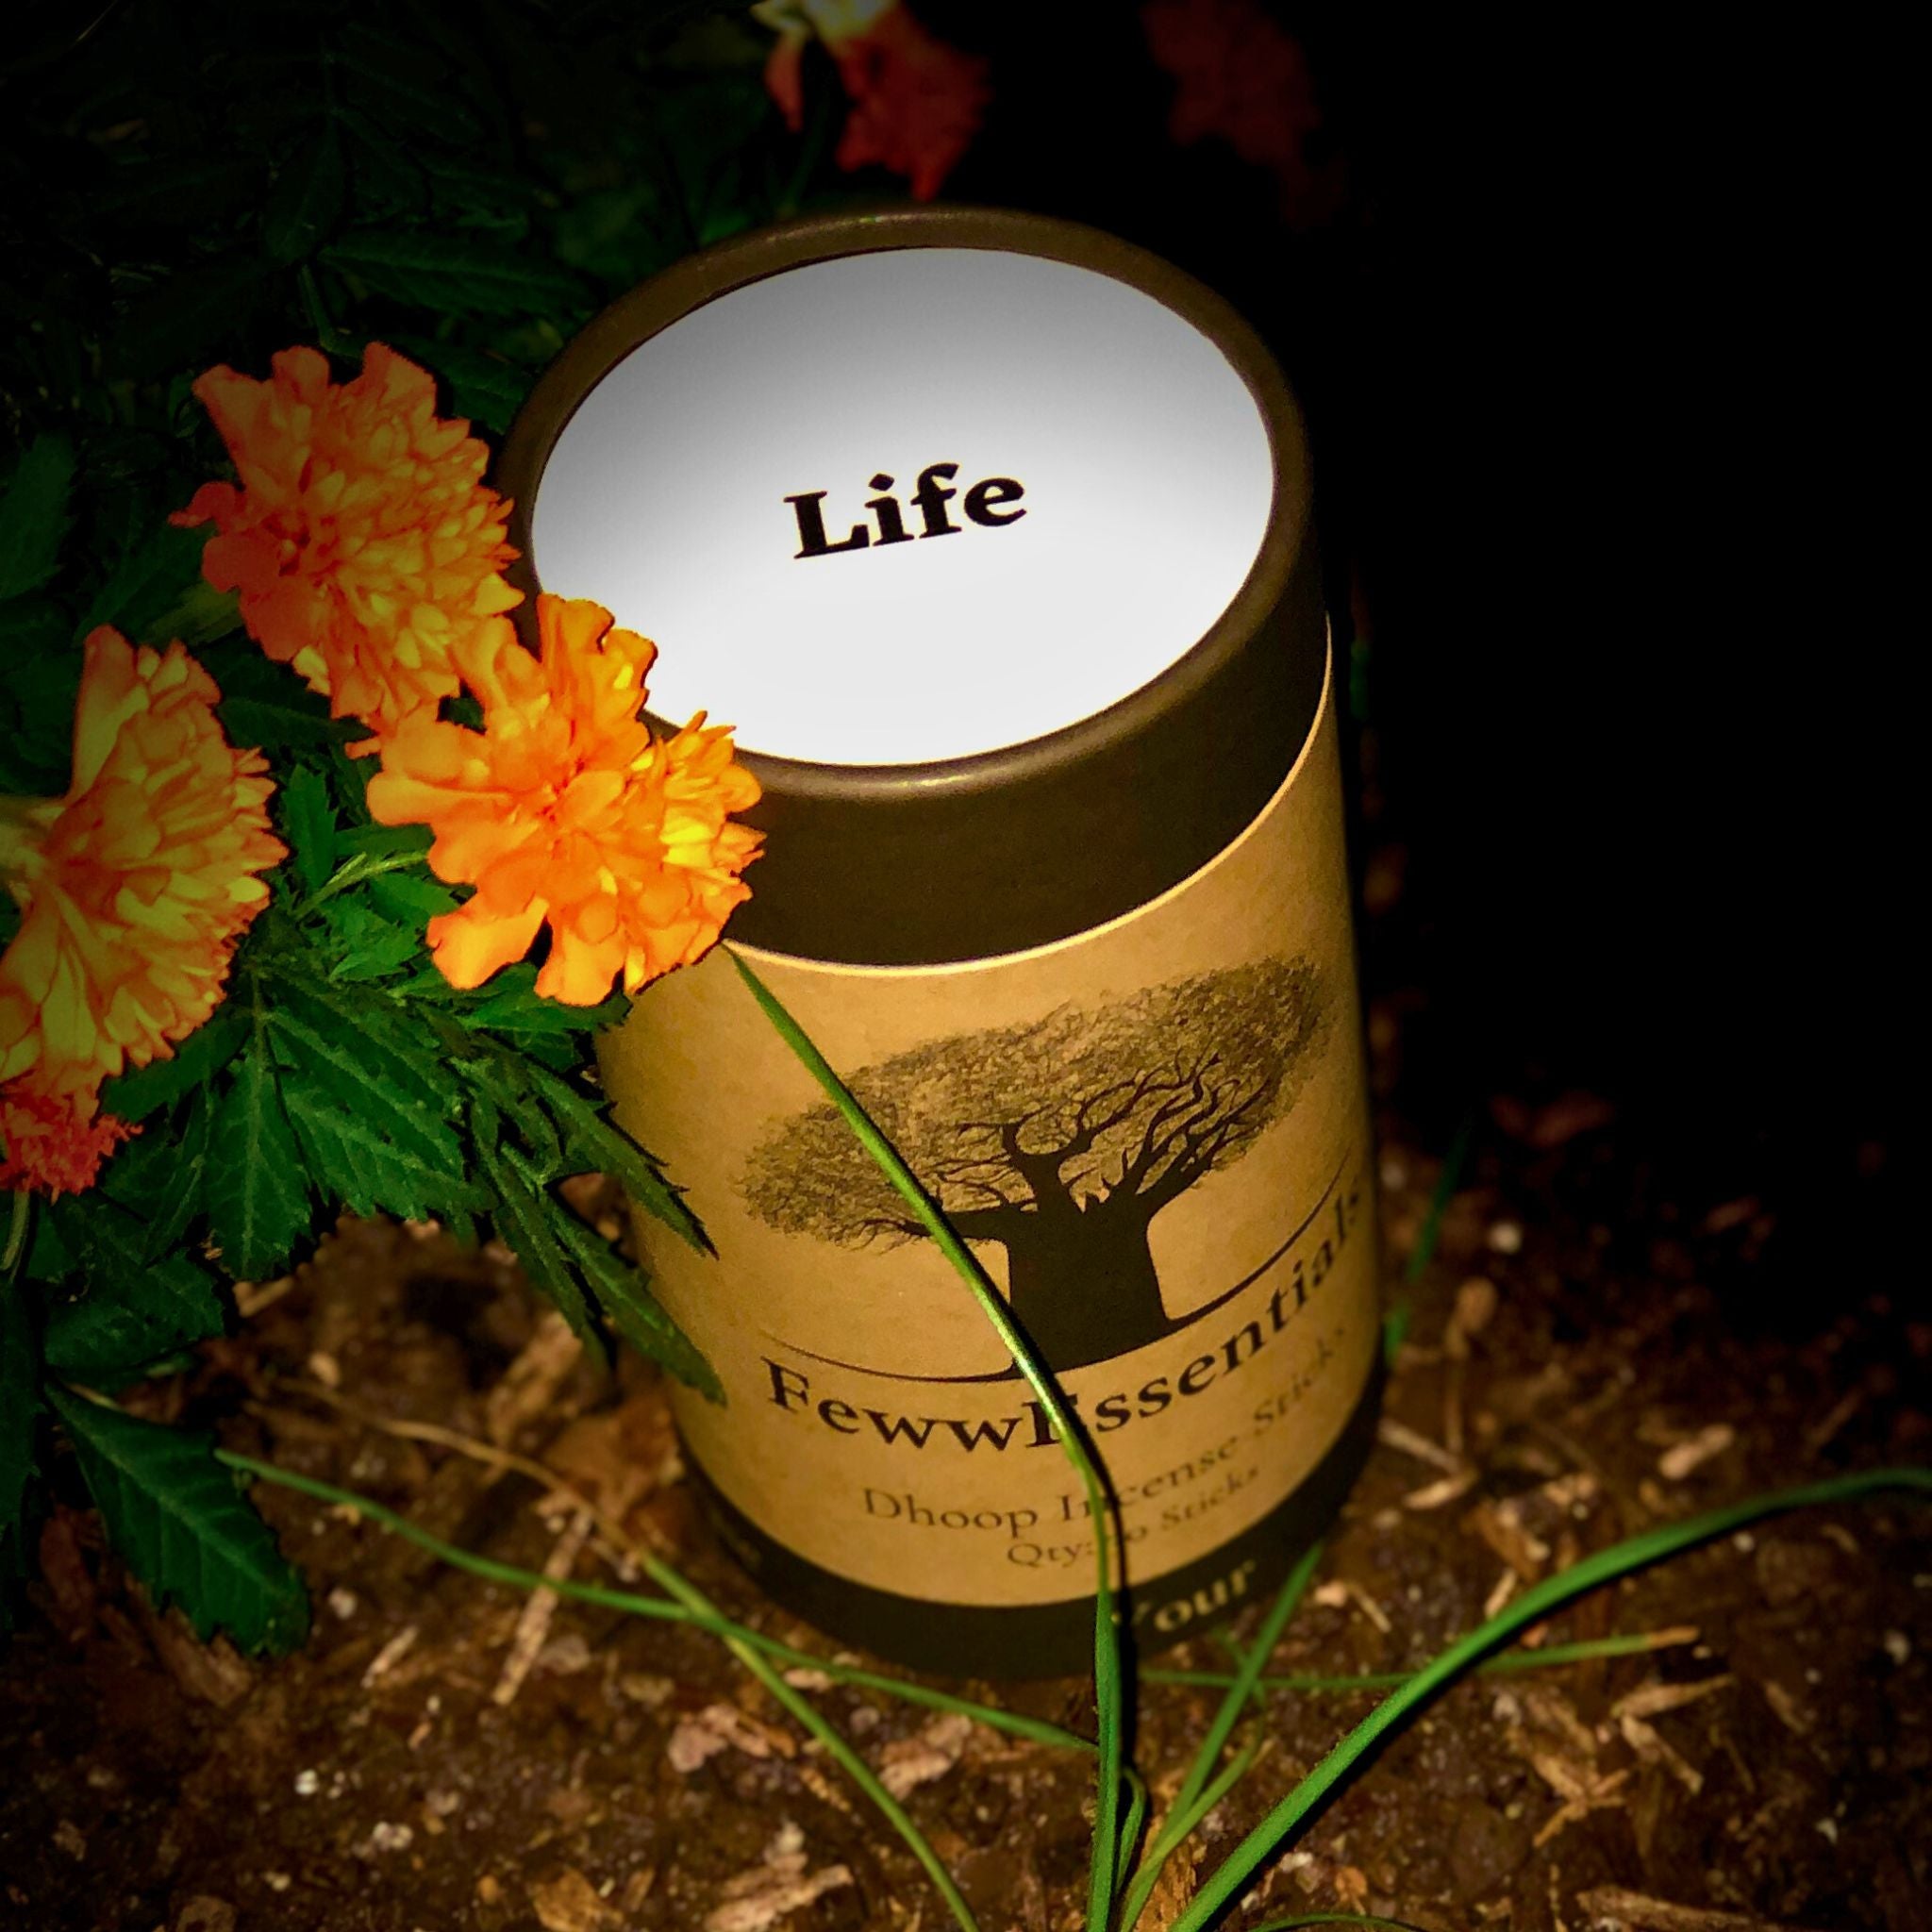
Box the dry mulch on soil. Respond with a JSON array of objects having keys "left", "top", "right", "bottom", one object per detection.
[{"left": 2, "top": 1101, "right": 1927, "bottom": 1932}]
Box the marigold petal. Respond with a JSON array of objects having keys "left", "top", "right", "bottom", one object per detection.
[{"left": 426, "top": 898, "right": 547, "bottom": 990}]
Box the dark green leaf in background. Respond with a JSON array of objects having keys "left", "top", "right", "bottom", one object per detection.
[
  {"left": 387, "top": 336, "right": 534, "bottom": 436},
  {"left": 42, "top": 1198, "right": 225, "bottom": 1386},
  {"left": 0, "top": 641, "right": 81, "bottom": 797},
  {"left": 110, "top": 252, "right": 273, "bottom": 384},
  {"left": 47, "top": 1387, "right": 309, "bottom": 1654},
  {"left": 98, "top": 1086, "right": 212, "bottom": 1256},
  {"left": 83, "top": 518, "right": 214, "bottom": 641},
  {"left": 0, "top": 434, "right": 76, "bottom": 601},
  {"left": 143, "top": 578, "right": 243, "bottom": 650},
  {"left": 206, "top": 1032, "right": 310, "bottom": 1278},
  {"left": 264, "top": 125, "right": 348, "bottom": 265},
  {"left": 336, "top": 106, "right": 432, "bottom": 217},
  {"left": 323, "top": 229, "right": 587, "bottom": 320}
]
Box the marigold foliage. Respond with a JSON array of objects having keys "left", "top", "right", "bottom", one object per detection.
[
  {"left": 367, "top": 593, "right": 762, "bottom": 1006},
  {"left": 172, "top": 342, "right": 521, "bottom": 753}
]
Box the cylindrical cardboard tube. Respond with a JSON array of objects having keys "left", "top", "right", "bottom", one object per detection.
[{"left": 501, "top": 207, "right": 1380, "bottom": 1676}]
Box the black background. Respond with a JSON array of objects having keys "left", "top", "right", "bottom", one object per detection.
[
  {"left": 8, "top": 2, "right": 1908, "bottom": 1274},
  {"left": 928, "top": 8, "right": 1908, "bottom": 1274}
]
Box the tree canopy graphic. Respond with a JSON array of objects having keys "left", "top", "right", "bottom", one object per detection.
[{"left": 739, "top": 958, "right": 1331, "bottom": 1371}]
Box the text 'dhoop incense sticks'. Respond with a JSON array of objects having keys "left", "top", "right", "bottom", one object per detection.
[{"left": 501, "top": 206, "right": 1380, "bottom": 1675}]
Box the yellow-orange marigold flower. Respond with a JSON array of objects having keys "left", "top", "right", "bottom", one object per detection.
[
  {"left": 0, "top": 1080, "right": 137, "bottom": 1200},
  {"left": 172, "top": 342, "right": 521, "bottom": 752},
  {"left": 365, "top": 594, "right": 762, "bottom": 1005},
  {"left": 0, "top": 628, "right": 285, "bottom": 1196}
]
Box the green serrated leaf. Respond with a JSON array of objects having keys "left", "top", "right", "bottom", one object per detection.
[
  {"left": 550, "top": 1200, "right": 720, "bottom": 1400},
  {"left": 279, "top": 765, "right": 336, "bottom": 896},
  {"left": 263, "top": 977, "right": 459, "bottom": 1164},
  {"left": 42, "top": 1254, "right": 225, "bottom": 1387},
  {"left": 321, "top": 902, "right": 422, "bottom": 982},
  {"left": 101, "top": 1004, "right": 249, "bottom": 1123},
  {"left": 221, "top": 695, "right": 362, "bottom": 752},
  {"left": 101, "top": 1087, "right": 213, "bottom": 1258},
  {"left": 1, "top": 1287, "right": 40, "bottom": 1549},
  {"left": 98, "top": 1087, "right": 205, "bottom": 1243},
  {"left": 48, "top": 1388, "right": 308, "bottom": 1654},
  {"left": 336, "top": 822, "right": 432, "bottom": 859},
  {"left": 463, "top": 964, "right": 628, "bottom": 1038},
  {"left": 527, "top": 1063, "right": 709, "bottom": 1253},
  {"left": 206, "top": 1033, "right": 311, "bottom": 1279},
  {"left": 0, "top": 434, "right": 75, "bottom": 602},
  {"left": 323, "top": 229, "right": 587, "bottom": 320},
  {"left": 474, "top": 1129, "right": 603, "bottom": 1356},
  {"left": 265, "top": 125, "right": 349, "bottom": 265},
  {"left": 279, "top": 1077, "right": 466, "bottom": 1221},
  {"left": 366, "top": 870, "right": 461, "bottom": 924},
  {"left": 42, "top": 1198, "right": 225, "bottom": 1386}
]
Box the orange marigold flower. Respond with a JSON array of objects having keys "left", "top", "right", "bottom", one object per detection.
[
  {"left": 172, "top": 342, "right": 521, "bottom": 753},
  {"left": 0, "top": 1080, "right": 137, "bottom": 1200},
  {"left": 0, "top": 629, "right": 285, "bottom": 1174},
  {"left": 1141, "top": 0, "right": 1340, "bottom": 227},
  {"left": 365, "top": 594, "right": 762, "bottom": 1006},
  {"left": 757, "top": 0, "right": 990, "bottom": 202}
]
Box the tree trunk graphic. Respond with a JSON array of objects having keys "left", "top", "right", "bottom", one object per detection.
[{"left": 739, "top": 958, "right": 1330, "bottom": 1374}]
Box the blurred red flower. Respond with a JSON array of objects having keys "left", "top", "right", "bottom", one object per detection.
[
  {"left": 1141, "top": 0, "right": 1341, "bottom": 227},
  {"left": 758, "top": 0, "right": 990, "bottom": 202}
]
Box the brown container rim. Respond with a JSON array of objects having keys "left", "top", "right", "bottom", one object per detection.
[{"left": 497, "top": 204, "right": 1327, "bottom": 966}]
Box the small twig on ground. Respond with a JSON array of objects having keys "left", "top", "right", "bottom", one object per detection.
[
  {"left": 1574, "top": 1886, "right": 1829, "bottom": 1932},
  {"left": 493, "top": 1508, "right": 592, "bottom": 1706}
]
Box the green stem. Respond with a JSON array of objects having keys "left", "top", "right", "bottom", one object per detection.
[
  {"left": 1404, "top": 1111, "right": 1475, "bottom": 1288},
  {"left": 292, "top": 847, "right": 428, "bottom": 917},
  {"left": 726, "top": 948, "right": 1127, "bottom": 1932},
  {"left": 626, "top": 1526, "right": 984, "bottom": 1932},
  {"left": 1143, "top": 1627, "right": 1705, "bottom": 1695},
  {"left": 1, "top": 1189, "right": 30, "bottom": 1279},
  {"left": 223, "top": 1453, "right": 980, "bottom": 1932},
  {"left": 1168, "top": 1469, "right": 1932, "bottom": 1932},
  {"left": 216, "top": 1451, "right": 1089, "bottom": 1755},
  {"left": 1118, "top": 1544, "right": 1323, "bottom": 1929}
]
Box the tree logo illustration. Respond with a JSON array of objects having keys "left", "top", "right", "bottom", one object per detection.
[{"left": 738, "top": 958, "right": 1332, "bottom": 1374}]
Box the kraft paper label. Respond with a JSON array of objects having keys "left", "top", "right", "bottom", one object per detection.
[{"left": 599, "top": 668, "right": 1377, "bottom": 1611}]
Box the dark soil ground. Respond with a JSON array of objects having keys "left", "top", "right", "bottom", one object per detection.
[
  {"left": 5, "top": 1097, "right": 1926, "bottom": 1929},
  {"left": 4, "top": 876, "right": 1928, "bottom": 1932}
]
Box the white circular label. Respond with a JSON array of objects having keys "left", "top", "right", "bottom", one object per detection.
[{"left": 529, "top": 248, "right": 1275, "bottom": 767}]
